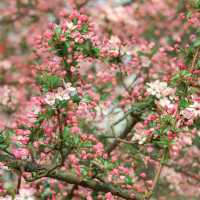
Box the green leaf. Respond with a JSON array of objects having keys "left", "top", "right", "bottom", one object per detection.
[
  {"left": 0, "top": 134, "right": 4, "bottom": 143},
  {"left": 125, "top": 176, "right": 133, "bottom": 185},
  {"left": 29, "top": 127, "right": 44, "bottom": 142},
  {"left": 103, "top": 160, "right": 114, "bottom": 170},
  {"left": 63, "top": 126, "right": 70, "bottom": 140},
  {"left": 82, "top": 94, "right": 93, "bottom": 103},
  {"left": 81, "top": 166, "right": 89, "bottom": 177},
  {"left": 35, "top": 109, "right": 55, "bottom": 125},
  {"left": 54, "top": 27, "right": 62, "bottom": 39},
  {"left": 176, "top": 81, "right": 189, "bottom": 97},
  {"left": 193, "top": 39, "right": 200, "bottom": 48},
  {"left": 73, "top": 135, "right": 80, "bottom": 145},
  {"left": 154, "top": 138, "right": 170, "bottom": 148},
  {"left": 36, "top": 73, "right": 62, "bottom": 91},
  {"left": 91, "top": 47, "right": 100, "bottom": 58},
  {"left": 179, "top": 98, "right": 190, "bottom": 109},
  {"left": 180, "top": 70, "right": 192, "bottom": 77},
  {"left": 55, "top": 99, "right": 68, "bottom": 108},
  {"left": 0, "top": 134, "right": 8, "bottom": 149},
  {"left": 72, "top": 18, "right": 78, "bottom": 25},
  {"left": 80, "top": 141, "right": 93, "bottom": 148},
  {"left": 71, "top": 94, "right": 81, "bottom": 104},
  {"left": 171, "top": 73, "right": 180, "bottom": 84},
  {"left": 81, "top": 24, "right": 89, "bottom": 33},
  {"left": 154, "top": 129, "right": 162, "bottom": 135},
  {"left": 193, "top": 135, "right": 200, "bottom": 148}
]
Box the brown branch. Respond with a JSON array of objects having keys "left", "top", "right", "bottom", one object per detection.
[
  {"left": 0, "top": 14, "right": 26, "bottom": 25},
  {"left": 111, "top": 138, "right": 200, "bottom": 183},
  {"left": 144, "top": 150, "right": 167, "bottom": 200},
  {"left": 191, "top": 48, "right": 200, "bottom": 69},
  {"left": 0, "top": 152, "right": 142, "bottom": 199},
  {"left": 49, "top": 171, "right": 140, "bottom": 199},
  {"left": 16, "top": 171, "right": 22, "bottom": 194},
  {"left": 76, "top": 0, "right": 91, "bottom": 10},
  {"left": 151, "top": 162, "right": 163, "bottom": 192},
  {"left": 106, "top": 96, "right": 155, "bottom": 154},
  {"left": 106, "top": 117, "right": 139, "bottom": 154},
  {"left": 66, "top": 96, "right": 155, "bottom": 198}
]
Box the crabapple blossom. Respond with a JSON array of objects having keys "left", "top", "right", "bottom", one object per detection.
[{"left": 0, "top": 0, "right": 200, "bottom": 199}]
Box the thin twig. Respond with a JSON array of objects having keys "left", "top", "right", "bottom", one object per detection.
[{"left": 191, "top": 48, "right": 199, "bottom": 69}]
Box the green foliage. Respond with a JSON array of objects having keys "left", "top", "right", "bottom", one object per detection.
[
  {"left": 160, "top": 115, "right": 175, "bottom": 127},
  {"left": 71, "top": 94, "right": 81, "bottom": 104},
  {"left": 190, "top": 0, "right": 200, "bottom": 9},
  {"left": 54, "top": 27, "right": 62, "bottom": 39},
  {"left": 76, "top": 39, "right": 100, "bottom": 58},
  {"left": 142, "top": 25, "right": 157, "bottom": 41},
  {"left": 101, "top": 159, "right": 117, "bottom": 170},
  {"left": 131, "top": 95, "right": 155, "bottom": 114},
  {"left": 55, "top": 99, "right": 68, "bottom": 109},
  {"left": 179, "top": 98, "right": 190, "bottom": 109},
  {"left": 171, "top": 70, "right": 194, "bottom": 98},
  {"left": 29, "top": 127, "right": 44, "bottom": 142},
  {"left": 36, "top": 73, "right": 62, "bottom": 91},
  {"left": 193, "top": 134, "right": 200, "bottom": 148},
  {"left": 94, "top": 82, "right": 113, "bottom": 101},
  {"left": 193, "top": 117, "right": 200, "bottom": 130},
  {"left": 82, "top": 94, "right": 93, "bottom": 103},
  {"left": 0, "top": 130, "right": 13, "bottom": 149},
  {"left": 153, "top": 139, "right": 171, "bottom": 149},
  {"left": 171, "top": 70, "right": 192, "bottom": 84},
  {"left": 63, "top": 126, "right": 79, "bottom": 146},
  {"left": 55, "top": 41, "right": 70, "bottom": 57},
  {"left": 176, "top": 81, "right": 189, "bottom": 97},
  {"left": 80, "top": 24, "right": 89, "bottom": 34},
  {"left": 108, "top": 54, "right": 122, "bottom": 64},
  {"left": 81, "top": 166, "right": 89, "bottom": 177},
  {"left": 49, "top": 26, "right": 100, "bottom": 59},
  {"left": 193, "top": 38, "right": 200, "bottom": 48},
  {"left": 180, "top": 29, "right": 200, "bottom": 65},
  {"left": 63, "top": 126, "right": 92, "bottom": 148},
  {"left": 35, "top": 108, "right": 55, "bottom": 125},
  {"left": 125, "top": 176, "right": 133, "bottom": 185},
  {"left": 0, "top": 133, "right": 7, "bottom": 149}
]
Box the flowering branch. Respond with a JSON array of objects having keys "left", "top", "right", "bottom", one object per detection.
[
  {"left": 0, "top": 150, "right": 142, "bottom": 199},
  {"left": 106, "top": 96, "right": 155, "bottom": 154},
  {"left": 0, "top": 1, "right": 200, "bottom": 199}
]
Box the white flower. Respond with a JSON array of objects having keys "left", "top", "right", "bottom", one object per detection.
[
  {"left": 132, "top": 132, "right": 147, "bottom": 144},
  {"left": 63, "top": 82, "right": 76, "bottom": 95},
  {"left": 159, "top": 97, "right": 174, "bottom": 108},
  {"left": 67, "top": 22, "right": 77, "bottom": 31},
  {"left": 44, "top": 82, "right": 77, "bottom": 106},
  {"left": 181, "top": 109, "right": 194, "bottom": 120},
  {"left": 44, "top": 93, "right": 56, "bottom": 106},
  {"left": 182, "top": 135, "right": 192, "bottom": 146},
  {"left": 146, "top": 80, "right": 175, "bottom": 99},
  {"left": 109, "top": 36, "right": 121, "bottom": 46},
  {"left": 141, "top": 56, "right": 151, "bottom": 68},
  {"left": 182, "top": 101, "right": 200, "bottom": 119},
  {"left": 55, "top": 87, "right": 70, "bottom": 101},
  {"left": 0, "top": 60, "right": 11, "bottom": 70}
]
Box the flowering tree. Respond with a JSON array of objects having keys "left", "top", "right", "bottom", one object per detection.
[{"left": 0, "top": 0, "right": 200, "bottom": 199}]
